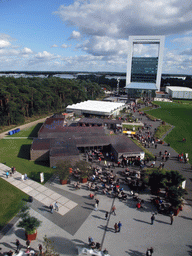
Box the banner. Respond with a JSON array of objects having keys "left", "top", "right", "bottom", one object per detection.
[{"left": 40, "top": 172, "right": 44, "bottom": 183}]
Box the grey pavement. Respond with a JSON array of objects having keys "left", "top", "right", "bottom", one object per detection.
[{"left": 1, "top": 110, "right": 192, "bottom": 255}]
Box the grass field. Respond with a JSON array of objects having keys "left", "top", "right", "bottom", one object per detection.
[
  {"left": 147, "top": 101, "right": 192, "bottom": 163},
  {"left": 0, "top": 178, "right": 28, "bottom": 229},
  {"left": 0, "top": 124, "right": 54, "bottom": 183}
]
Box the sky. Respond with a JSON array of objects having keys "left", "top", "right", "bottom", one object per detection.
[{"left": 0, "top": 0, "right": 192, "bottom": 74}]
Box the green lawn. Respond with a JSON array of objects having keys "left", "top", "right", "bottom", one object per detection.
[
  {"left": 0, "top": 178, "right": 28, "bottom": 229},
  {"left": 147, "top": 101, "right": 192, "bottom": 163},
  {"left": 0, "top": 123, "right": 55, "bottom": 230},
  {"left": 0, "top": 124, "right": 54, "bottom": 183}
]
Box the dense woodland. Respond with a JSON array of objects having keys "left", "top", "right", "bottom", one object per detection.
[{"left": 0, "top": 77, "right": 104, "bottom": 126}]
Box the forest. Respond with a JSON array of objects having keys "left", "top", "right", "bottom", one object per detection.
[{"left": 0, "top": 77, "right": 104, "bottom": 126}]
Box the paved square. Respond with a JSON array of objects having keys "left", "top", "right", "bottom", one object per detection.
[
  {"left": 49, "top": 192, "right": 62, "bottom": 200},
  {"left": 36, "top": 185, "right": 48, "bottom": 193},
  {"left": 42, "top": 189, "right": 54, "bottom": 196},
  {"left": 57, "top": 196, "right": 70, "bottom": 205},
  {"left": 15, "top": 182, "right": 28, "bottom": 190},
  {"left": 33, "top": 193, "right": 47, "bottom": 201},
  {"left": 21, "top": 186, "right": 34, "bottom": 193},
  {"left": 58, "top": 206, "right": 71, "bottom": 215},
  {"left": 27, "top": 189, "right": 40, "bottom": 197},
  {"left": 41, "top": 197, "right": 54, "bottom": 207},
  {"left": 64, "top": 200, "right": 78, "bottom": 209}
]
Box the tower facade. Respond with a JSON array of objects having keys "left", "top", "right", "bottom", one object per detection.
[{"left": 125, "top": 36, "right": 165, "bottom": 97}]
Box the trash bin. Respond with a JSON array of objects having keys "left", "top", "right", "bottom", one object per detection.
[{"left": 28, "top": 196, "right": 33, "bottom": 203}]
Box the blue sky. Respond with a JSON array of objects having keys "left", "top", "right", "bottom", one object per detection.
[{"left": 0, "top": 0, "right": 192, "bottom": 74}]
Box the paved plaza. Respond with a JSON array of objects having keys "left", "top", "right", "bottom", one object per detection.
[{"left": 0, "top": 107, "right": 192, "bottom": 255}]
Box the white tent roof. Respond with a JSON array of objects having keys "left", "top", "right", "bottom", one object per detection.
[
  {"left": 166, "top": 86, "right": 192, "bottom": 92},
  {"left": 66, "top": 100, "right": 125, "bottom": 115}
]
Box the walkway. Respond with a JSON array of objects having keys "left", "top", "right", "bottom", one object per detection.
[{"left": 0, "top": 163, "right": 77, "bottom": 216}]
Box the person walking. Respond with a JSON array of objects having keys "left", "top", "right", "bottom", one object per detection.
[
  {"left": 111, "top": 205, "right": 116, "bottom": 215},
  {"left": 50, "top": 204, "right": 53, "bottom": 213},
  {"left": 151, "top": 213, "right": 155, "bottom": 225},
  {"left": 114, "top": 223, "right": 118, "bottom": 233},
  {"left": 95, "top": 198, "right": 99, "bottom": 206},
  {"left": 105, "top": 211, "right": 109, "bottom": 220},
  {"left": 38, "top": 244, "right": 43, "bottom": 255},
  {"left": 88, "top": 236, "right": 93, "bottom": 246},
  {"left": 6, "top": 171, "right": 9, "bottom": 178},
  {"left": 26, "top": 240, "right": 30, "bottom": 248},
  {"left": 146, "top": 247, "right": 154, "bottom": 256},
  {"left": 170, "top": 214, "right": 174, "bottom": 225},
  {"left": 118, "top": 221, "right": 122, "bottom": 232},
  {"left": 16, "top": 239, "right": 20, "bottom": 251},
  {"left": 94, "top": 202, "right": 98, "bottom": 211},
  {"left": 54, "top": 201, "right": 59, "bottom": 211}
]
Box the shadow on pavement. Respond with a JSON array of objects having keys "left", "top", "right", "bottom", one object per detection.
[
  {"left": 49, "top": 236, "right": 78, "bottom": 255},
  {"left": 125, "top": 249, "right": 145, "bottom": 255},
  {"left": 98, "top": 225, "right": 115, "bottom": 233},
  {"left": 155, "top": 219, "right": 170, "bottom": 225},
  {"left": 15, "top": 229, "right": 26, "bottom": 240},
  {"left": 133, "top": 218, "right": 151, "bottom": 225},
  {"left": 0, "top": 242, "right": 15, "bottom": 250},
  {"left": 186, "top": 244, "right": 192, "bottom": 256}
]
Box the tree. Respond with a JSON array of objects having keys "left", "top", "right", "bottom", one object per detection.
[
  {"left": 17, "top": 205, "right": 41, "bottom": 235},
  {"left": 55, "top": 160, "right": 72, "bottom": 181},
  {"left": 148, "top": 169, "right": 167, "bottom": 194},
  {"left": 42, "top": 235, "right": 59, "bottom": 256},
  {"left": 165, "top": 170, "right": 185, "bottom": 188},
  {"left": 167, "top": 186, "right": 187, "bottom": 209},
  {"left": 75, "top": 160, "right": 92, "bottom": 179}
]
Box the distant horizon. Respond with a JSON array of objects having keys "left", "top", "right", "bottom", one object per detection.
[{"left": 0, "top": 70, "right": 191, "bottom": 77}]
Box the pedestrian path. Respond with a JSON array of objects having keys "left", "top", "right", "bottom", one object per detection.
[{"left": 0, "top": 163, "right": 77, "bottom": 216}]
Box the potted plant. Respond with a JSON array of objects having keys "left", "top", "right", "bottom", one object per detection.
[
  {"left": 75, "top": 160, "right": 92, "bottom": 183},
  {"left": 167, "top": 186, "right": 187, "bottom": 216},
  {"left": 17, "top": 205, "right": 41, "bottom": 240},
  {"left": 55, "top": 160, "right": 72, "bottom": 185}
]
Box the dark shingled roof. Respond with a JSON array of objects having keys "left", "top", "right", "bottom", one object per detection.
[
  {"left": 31, "top": 117, "right": 144, "bottom": 161},
  {"left": 50, "top": 139, "right": 79, "bottom": 157},
  {"left": 78, "top": 117, "right": 122, "bottom": 125},
  {"left": 31, "top": 138, "right": 51, "bottom": 150},
  {"left": 39, "top": 126, "right": 105, "bottom": 138},
  {"left": 75, "top": 135, "right": 111, "bottom": 147},
  {"left": 110, "top": 135, "right": 142, "bottom": 154}
]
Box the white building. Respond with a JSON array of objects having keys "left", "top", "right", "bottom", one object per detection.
[
  {"left": 166, "top": 86, "right": 192, "bottom": 99},
  {"left": 66, "top": 100, "right": 125, "bottom": 117}
]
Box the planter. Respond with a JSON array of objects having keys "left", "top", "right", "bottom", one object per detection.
[
  {"left": 80, "top": 177, "right": 87, "bottom": 183},
  {"left": 60, "top": 179, "right": 68, "bottom": 185},
  {"left": 173, "top": 208, "right": 180, "bottom": 216},
  {"left": 25, "top": 230, "right": 37, "bottom": 240}
]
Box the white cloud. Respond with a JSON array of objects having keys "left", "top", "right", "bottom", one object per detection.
[
  {"left": 51, "top": 44, "right": 58, "bottom": 48},
  {"left": 21, "top": 47, "right": 33, "bottom": 55},
  {"left": 77, "top": 36, "right": 128, "bottom": 56},
  {"left": 69, "top": 31, "right": 81, "bottom": 40},
  {"left": 55, "top": 0, "right": 192, "bottom": 39},
  {"left": 61, "top": 43, "right": 68, "bottom": 48},
  {"left": 0, "top": 40, "right": 11, "bottom": 49}
]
